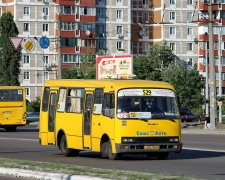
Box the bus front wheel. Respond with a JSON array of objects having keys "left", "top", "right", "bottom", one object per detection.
[
  {"left": 60, "top": 135, "right": 79, "bottom": 157},
  {"left": 101, "top": 141, "right": 119, "bottom": 160}
]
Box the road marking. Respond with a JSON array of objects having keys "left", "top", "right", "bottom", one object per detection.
[
  {"left": 184, "top": 147, "right": 225, "bottom": 153},
  {"left": 0, "top": 137, "right": 38, "bottom": 142}
]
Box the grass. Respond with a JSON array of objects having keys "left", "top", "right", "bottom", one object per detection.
[{"left": 0, "top": 157, "right": 201, "bottom": 180}]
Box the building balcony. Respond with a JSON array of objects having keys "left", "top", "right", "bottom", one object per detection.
[
  {"left": 80, "top": 47, "right": 96, "bottom": 54},
  {"left": 199, "top": 3, "right": 220, "bottom": 11},
  {"left": 80, "top": 0, "right": 96, "bottom": 6}
]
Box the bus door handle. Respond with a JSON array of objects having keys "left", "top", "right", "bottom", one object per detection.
[{"left": 98, "top": 123, "right": 101, "bottom": 126}]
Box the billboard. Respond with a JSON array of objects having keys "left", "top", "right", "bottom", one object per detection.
[{"left": 96, "top": 55, "right": 133, "bottom": 79}]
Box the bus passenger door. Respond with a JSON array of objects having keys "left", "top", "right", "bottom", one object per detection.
[
  {"left": 83, "top": 93, "right": 93, "bottom": 149},
  {"left": 48, "top": 91, "right": 57, "bottom": 144}
]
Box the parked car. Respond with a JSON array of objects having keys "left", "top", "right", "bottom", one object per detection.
[
  {"left": 26, "top": 112, "right": 40, "bottom": 124},
  {"left": 179, "top": 107, "right": 198, "bottom": 122}
]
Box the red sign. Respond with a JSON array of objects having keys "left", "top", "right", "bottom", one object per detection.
[{"left": 9, "top": 37, "right": 23, "bottom": 50}]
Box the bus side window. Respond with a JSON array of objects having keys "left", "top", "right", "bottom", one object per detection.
[
  {"left": 93, "top": 88, "right": 103, "bottom": 115},
  {"left": 102, "top": 93, "right": 114, "bottom": 118},
  {"left": 42, "top": 87, "right": 50, "bottom": 112},
  {"left": 57, "top": 88, "right": 67, "bottom": 112},
  {"left": 66, "top": 88, "right": 84, "bottom": 113}
]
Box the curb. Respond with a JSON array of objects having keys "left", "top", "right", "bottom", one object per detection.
[
  {"left": 0, "top": 167, "right": 108, "bottom": 180},
  {"left": 182, "top": 129, "right": 225, "bottom": 135}
]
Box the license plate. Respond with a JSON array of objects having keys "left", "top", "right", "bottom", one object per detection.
[
  {"left": 3, "top": 111, "right": 11, "bottom": 114},
  {"left": 144, "top": 145, "right": 160, "bottom": 149}
]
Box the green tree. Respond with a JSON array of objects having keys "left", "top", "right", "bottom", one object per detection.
[
  {"left": 133, "top": 41, "right": 177, "bottom": 81},
  {"left": 0, "top": 12, "right": 21, "bottom": 85},
  {"left": 26, "top": 97, "right": 40, "bottom": 112},
  {"left": 62, "top": 68, "right": 82, "bottom": 79},
  {"left": 161, "top": 65, "right": 205, "bottom": 110},
  {"left": 62, "top": 50, "right": 98, "bottom": 79}
]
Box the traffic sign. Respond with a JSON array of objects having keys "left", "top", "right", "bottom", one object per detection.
[
  {"left": 39, "top": 36, "right": 50, "bottom": 49},
  {"left": 9, "top": 37, "right": 23, "bottom": 50},
  {"left": 22, "top": 38, "right": 35, "bottom": 54}
]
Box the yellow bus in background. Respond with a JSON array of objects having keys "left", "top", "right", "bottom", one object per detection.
[
  {"left": 0, "top": 86, "right": 26, "bottom": 132},
  {"left": 39, "top": 79, "right": 182, "bottom": 160}
]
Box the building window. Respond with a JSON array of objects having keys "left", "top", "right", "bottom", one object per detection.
[
  {"left": 44, "top": 72, "right": 49, "bottom": 81},
  {"left": 80, "top": 7, "right": 96, "bottom": 16},
  {"left": 117, "top": 0, "right": 122, "bottom": 2},
  {"left": 222, "top": 0, "right": 225, "bottom": 3},
  {"left": 170, "top": 12, "right": 175, "bottom": 20},
  {"left": 117, "top": 41, "right": 123, "bottom": 49},
  {"left": 62, "top": 54, "right": 79, "bottom": 63},
  {"left": 117, "top": 26, "right": 123, "bottom": 34},
  {"left": 97, "top": 24, "right": 105, "bottom": 36},
  {"left": 60, "top": 6, "right": 75, "bottom": 15},
  {"left": 24, "top": 7, "right": 30, "bottom": 15},
  {"left": 187, "top": 12, "right": 193, "bottom": 22},
  {"left": 43, "top": 56, "right": 49, "bottom": 64},
  {"left": 187, "top": 43, "right": 193, "bottom": 51},
  {"left": 170, "top": 43, "right": 176, "bottom": 51},
  {"left": 117, "top": 10, "right": 123, "bottom": 19},
  {"left": 187, "top": 28, "right": 193, "bottom": 35},
  {"left": 61, "top": 38, "right": 76, "bottom": 47},
  {"left": 24, "top": 72, "right": 30, "bottom": 80},
  {"left": 43, "top": 7, "right": 49, "bottom": 16},
  {"left": 188, "top": 58, "right": 193, "bottom": 65},
  {"left": 98, "top": 40, "right": 106, "bottom": 49},
  {"left": 62, "top": 22, "right": 77, "bottom": 31},
  {"left": 187, "top": 0, "right": 193, "bottom": 5},
  {"left": 23, "top": 23, "right": 29, "bottom": 31},
  {"left": 43, "top": 24, "right": 49, "bottom": 32},
  {"left": 97, "top": 9, "right": 105, "bottom": 19},
  {"left": 26, "top": 88, "right": 30, "bottom": 96},
  {"left": 170, "top": 0, "right": 175, "bottom": 5},
  {"left": 170, "top": 27, "right": 176, "bottom": 35},
  {"left": 24, "top": 55, "right": 30, "bottom": 64}
]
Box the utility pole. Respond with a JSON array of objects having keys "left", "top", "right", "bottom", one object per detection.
[
  {"left": 208, "top": 0, "right": 217, "bottom": 130},
  {"left": 205, "top": 40, "right": 209, "bottom": 116}
]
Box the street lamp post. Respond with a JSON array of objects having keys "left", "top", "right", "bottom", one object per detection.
[{"left": 208, "top": 0, "right": 217, "bottom": 130}]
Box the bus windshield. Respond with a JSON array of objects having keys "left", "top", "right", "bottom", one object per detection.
[
  {"left": 0, "top": 89, "right": 23, "bottom": 102},
  {"left": 117, "top": 88, "right": 179, "bottom": 119}
]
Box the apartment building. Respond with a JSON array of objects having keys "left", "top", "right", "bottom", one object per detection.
[
  {"left": 0, "top": 0, "right": 224, "bottom": 100},
  {"left": 198, "top": 0, "right": 225, "bottom": 95},
  {"left": 0, "top": 0, "right": 57, "bottom": 101}
]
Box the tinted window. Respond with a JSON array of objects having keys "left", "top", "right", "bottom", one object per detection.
[
  {"left": 0, "top": 89, "right": 23, "bottom": 102},
  {"left": 42, "top": 87, "right": 50, "bottom": 112}
]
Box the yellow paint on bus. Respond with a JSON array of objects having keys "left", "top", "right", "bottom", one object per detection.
[
  {"left": 39, "top": 79, "right": 182, "bottom": 160},
  {"left": 0, "top": 86, "right": 26, "bottom": 132}
]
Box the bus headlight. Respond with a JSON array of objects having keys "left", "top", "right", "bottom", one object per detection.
[
  {"left": 122, "top": 137, "right": 135, "bottom": 143},
  {"left": 169, "top": 137, "right": 179, "bottom": 142}
]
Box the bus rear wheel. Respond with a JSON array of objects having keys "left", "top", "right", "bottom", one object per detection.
[
  {"left": 60, "top": 135, "right": 79, "bottom": 157},
  {"left": 101, "top": 141, "right": 119, "bottom": 160}
]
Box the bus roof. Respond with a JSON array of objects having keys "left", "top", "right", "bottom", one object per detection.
[
  {"left": 0, "top": 86, "right": 25, "bottom": 90},
  {"left": 44, "top": 79, "right": 175, "bottom": 91}
]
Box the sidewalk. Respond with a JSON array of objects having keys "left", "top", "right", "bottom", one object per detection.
[{"left": 182, "top": 128, "right": 225, "bottom": 134}]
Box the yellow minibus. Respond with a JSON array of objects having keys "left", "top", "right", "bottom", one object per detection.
[
  {"left": 0, "top": 86, "right": 26, "bottom": 132},
  {"left": 39, "top": 79, "right": 182, "bottom": 160}
]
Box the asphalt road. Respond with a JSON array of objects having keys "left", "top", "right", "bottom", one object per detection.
[{"left": 0, "top": 124, "right": 225, "bottom": 180}]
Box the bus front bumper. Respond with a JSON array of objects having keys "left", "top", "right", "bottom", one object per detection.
[{"left": 115, "top": 143, "right": 183, "bottom": 154}]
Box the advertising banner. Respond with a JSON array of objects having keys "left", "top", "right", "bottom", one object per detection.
[{"left": 96, "top": 55, "right": 133, "bottom": 79}]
